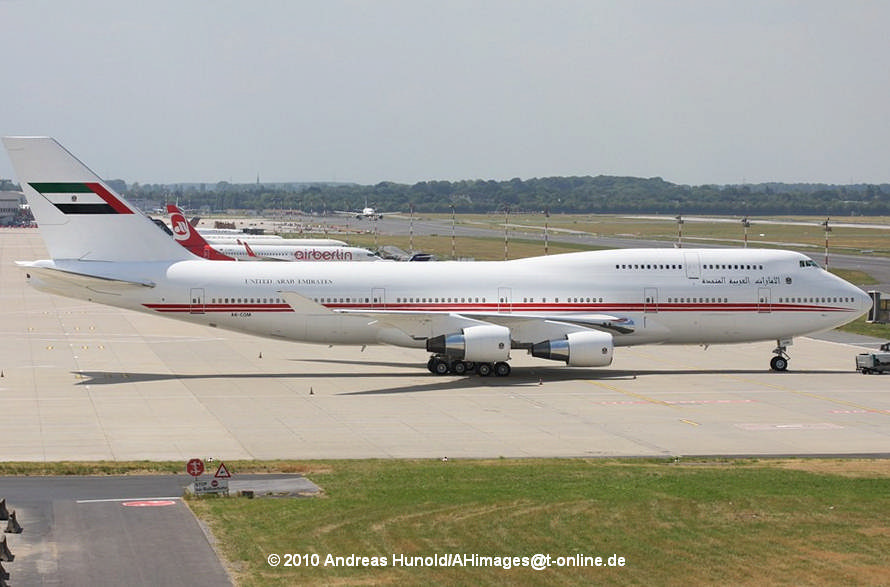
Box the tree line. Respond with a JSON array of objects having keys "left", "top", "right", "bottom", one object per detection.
[{"left": 10, "top": 175, "right": 890, "bottom": 216}]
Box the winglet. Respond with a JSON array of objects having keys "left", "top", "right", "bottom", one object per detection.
[
  {"left": 239, "top": 240, "right": 259, "bottom": 258},
  {"left": 277, "top": 290, "right": 332, "bottom": 313}
]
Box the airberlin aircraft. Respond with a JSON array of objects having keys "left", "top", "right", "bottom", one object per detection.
[
  {"left": 166, "top": 204, "right": 383, "bottom": 262},
  {"left": 4, "top": 137, "right": 873, "bottom": 376}
]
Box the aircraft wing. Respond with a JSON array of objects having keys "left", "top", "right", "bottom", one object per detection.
[
  {"left": 458, "top": 312, "right": 636, "bottom": 335},
  {"left": 333, "top": 309, "right": 635, "bottom": 343}
]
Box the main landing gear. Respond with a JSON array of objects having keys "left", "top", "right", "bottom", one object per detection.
[
  {"left": 770, "top": 339, "right": 791, "bottom": 372},
  {"left": 427, "top": 355, "right": 511, "bottom": 377}
]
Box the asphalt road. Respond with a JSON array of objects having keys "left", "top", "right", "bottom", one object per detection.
[
  {"left": 0, "top": 474, "right": 319, "bottom": 586},
  {"left": 0, "top": 475, "right": 231, "bottom": 586}
]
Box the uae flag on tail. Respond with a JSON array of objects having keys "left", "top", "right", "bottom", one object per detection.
[{"left": 29, "top": 182, "right": 133, "bottom": 215}]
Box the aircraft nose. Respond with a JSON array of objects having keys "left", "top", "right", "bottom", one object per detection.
[{"left": 858, "top": 289, "right": 874, "bottom": 315}]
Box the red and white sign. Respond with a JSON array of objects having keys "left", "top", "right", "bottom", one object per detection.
[
  {"left": 186, "top": 458, "right": 205, "bottom": 477},
  {"left": 214, "top": 462, "right": 231, "bottom": 479}
]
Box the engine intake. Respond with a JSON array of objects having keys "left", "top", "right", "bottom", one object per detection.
[
  {"left": 426, "top": 324, "right": 511, "bottom": 362},
  {"left": 531, "top": 331, "right": 614, "bottom": 367}
]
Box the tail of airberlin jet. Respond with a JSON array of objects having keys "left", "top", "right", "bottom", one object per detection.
[
  {"left": 2, "top": 136, "right": 194, "bottom": 262},
  {"left": 167, "top": 204, "right": 235, "bottom": 260}
]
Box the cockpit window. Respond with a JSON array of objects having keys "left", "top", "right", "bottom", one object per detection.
[{"left": 799, "top": 260, "right": 818, "bottom": 268}]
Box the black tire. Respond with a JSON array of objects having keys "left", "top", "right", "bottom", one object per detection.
[
  {"left": 452, "top": 361, "right": 468, "bottom": 375},
  {"left": 770, "top": 356, "right": 788, "bottom": 372},
  {"left": 494, "top": 362, "right": 511, "bottom": 377},
  {"left": 427, "top": 357, "right": 438, "bottom": 373},
  {"left": 433, "top": 359, "right": 450, "bottom": 375},
  {"left": 476, "top": 363, "right": 493, "bottom": 377}
]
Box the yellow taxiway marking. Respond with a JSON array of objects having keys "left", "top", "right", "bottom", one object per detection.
[
  {"left": 680, "top": 419, "right": 700, "bottom": 426},
  {"left": 728, "top": 375, "right": 890, "bottom": 416},
  {"left": 584, "top": 379, "right": 678, "bottom": 408}
]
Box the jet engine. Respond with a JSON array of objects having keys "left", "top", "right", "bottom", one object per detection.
[
  {"left": 426, "top": 324, "right": 511, "bottom": 362},
  {"left": 530, "top": 330, "right": 614, "bottom": 367}
]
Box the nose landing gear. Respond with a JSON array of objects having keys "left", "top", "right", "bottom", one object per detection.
[{"left": 770, "top": 339, "right": 791, "bottom": 371}]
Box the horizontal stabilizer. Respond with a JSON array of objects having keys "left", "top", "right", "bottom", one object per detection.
[{"left": 17, "top": 262, "right": 155, "bottom": 296}]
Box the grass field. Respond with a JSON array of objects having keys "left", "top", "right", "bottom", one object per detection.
[{"left": 180, "top": 458, "right": 890, "bottom": 586}]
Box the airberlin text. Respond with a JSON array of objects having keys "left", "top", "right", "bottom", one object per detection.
[
  {"left": 268, "top": 552, "right": 626, "bottom": 571},
  {"left": 244, "top": 278, "right": 333, "bottom": 286}
]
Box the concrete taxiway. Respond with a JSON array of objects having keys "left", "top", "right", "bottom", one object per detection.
[{"left": 2, "top": 228, "right": 889, "bottom": 462}]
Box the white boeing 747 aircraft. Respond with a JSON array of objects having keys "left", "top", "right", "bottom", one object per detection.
[{"left": 3, "top": 137, "right": 872, "bottom": 376}]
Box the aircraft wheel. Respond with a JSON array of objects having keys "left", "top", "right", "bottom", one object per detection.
[
  {"left": 476, "top": 363, "right": 493, "bottom": 377},
  {"left": 452, "top": 361, "right": 468, "bottom": 375},
  {"left": 770, "top": 356, "right": 788, "bottom": 372},
  {"left": 494, "top": 362, "right": 511, "bottom": 377},
  {"left": 433, "top": 359, "right": 450, "bottom": 375},
  {"left": 427, "top": 357, "right": 438, "bottom": 373}
]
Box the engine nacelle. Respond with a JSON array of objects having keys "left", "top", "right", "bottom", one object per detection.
[
  {"left": 426, "top": 324, "right": 511, "bottom": 362},
  {"left": 531, "top": 331, "right": 614, "bottom": 367}
]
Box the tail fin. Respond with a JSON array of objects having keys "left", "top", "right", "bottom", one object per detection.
[
  {"left": 2, "top": 136, "right": 194, "bottom": 262},
  {"left": 167, "top": 204, "right": 235, "bottom": 260}
]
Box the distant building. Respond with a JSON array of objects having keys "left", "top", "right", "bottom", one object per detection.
[{"left": 0, "top": 191, "right": 24, "bottom": 225}]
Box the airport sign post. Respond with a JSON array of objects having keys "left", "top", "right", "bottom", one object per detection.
[{"left": 189, "top": 460, "right": 231, "bottom": 496}]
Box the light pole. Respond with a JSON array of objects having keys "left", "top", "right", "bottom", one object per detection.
[
  {"left": 822, "top": 217, "right": 831, "bottom": 268},
  {"left": 409, "top": 203, "right": 415, "bottom": 253},
  {"left": 741, "top": 216, "right": 751, "bottom": 248},
  {"left": 450, "top": 204, "right": 456, "bottom": 260},
  {"left": 544, "top": 207, "right": 550, "bottom": 255},
  {"left": 504, "top": 206, "right": 510, "bottom": 261},
  {"left": 676, "top": 215, "right": 684, "bottom": 248}
]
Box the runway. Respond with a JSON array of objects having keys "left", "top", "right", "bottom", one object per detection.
[{"left": 2, "top": 228, "right": 889, "bottom": 462}]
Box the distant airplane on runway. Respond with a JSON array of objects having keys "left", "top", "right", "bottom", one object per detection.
[
  {"left": 336, "top": 199, "right": 396, "bottom": 220},
  {"left": 4, "top": 137, "right": 872, "bottom": 376}
]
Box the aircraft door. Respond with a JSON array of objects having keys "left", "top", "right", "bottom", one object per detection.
[
  {"left": 498, "top": 287, "right": 512, "bottom": 313},
  {"left": 643, "top": 288, "right": 658, "bottom": 313},
  {"left": 371, "top": 287, "right": 386, "bottom": 309},
  {"left": 684, "top": 253, "right": 701, "bottom": 279},
  {"left": 757, "top": 287, "right": 771, "bottom": 313},
  {"left": 189, "top": 288, "right": 205, "bottom": 314}
]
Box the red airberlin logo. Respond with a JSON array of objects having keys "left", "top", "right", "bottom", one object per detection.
[{"left": 170, "top": 213, "right": 191, "bottom": 240}]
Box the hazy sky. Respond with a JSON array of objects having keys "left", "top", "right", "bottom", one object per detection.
[{"left": 2, "top": 1, "right": 888, "bottom": 186}]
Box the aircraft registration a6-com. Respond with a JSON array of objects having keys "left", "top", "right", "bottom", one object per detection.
[{"left": 3, "top": 137, "right": 872, "bottom": 376}]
